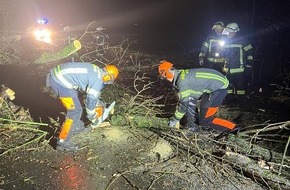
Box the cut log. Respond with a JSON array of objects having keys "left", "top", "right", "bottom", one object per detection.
[{"left": 34, "top": 40, "right": 81, "bottom": 64}]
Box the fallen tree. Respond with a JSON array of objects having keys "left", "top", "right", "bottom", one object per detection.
[
  {"left": 0, "top": 86, "right": 48, "bottom": 156},
  {"left": 149, "top": 124, "right": 290, "bottom": 190}
]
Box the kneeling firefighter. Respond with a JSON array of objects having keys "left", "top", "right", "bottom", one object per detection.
[
  {"left": 46, "top": 62, "right": 119, "bottom": 151},
  {"left": 158, "top": 60, "right": 239, "bottom": 134}
]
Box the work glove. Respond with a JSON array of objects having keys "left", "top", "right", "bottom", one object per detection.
[
  {"left": 95, "top": 104, "right": 104, "bottom": 119},
  {"left": 168, "top": 118, "right": 180, "bottom": 129},
  {"left": 87, "top": 109, "right": 100, "bottom": 122},
  {"left": 89, "top": 100, "right": 105, "bottom": 120},
  {"left": 89, "top": 107, "right": 104, "bottom": 125},
  {"left": 89, "top": 100, "right": 106, "bottom": 127},
  {"left": 198, "top": 57, "right": 204, "bottom": 66}
]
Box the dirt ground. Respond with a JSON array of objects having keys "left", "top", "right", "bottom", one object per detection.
[{"left": 0, "top": 123, "right": 268, "bottom": 190}]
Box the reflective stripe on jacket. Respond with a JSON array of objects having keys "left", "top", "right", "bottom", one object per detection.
[
  {"left": 223, "top": 37, "right": 253, "bottom": 74},
  {"left": 173, "top": 68, "right": 229, "bottom": 120},
  {"left": 199, "top": 34, "right": 227, "bottom": 63},
  {"left": 50, "top": 62, "right": 103, "bottom": 114}
]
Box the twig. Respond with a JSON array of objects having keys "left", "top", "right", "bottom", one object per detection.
[
  {"left": 0, "top": 118, "right": 49, "bottom": 126},
  {"left": 241, "top": 121, "right": 289, "bottom": 135},
  {"left": 105, "top": 170, "right": 130, "bottom": 190},
  {"left": 120, "top": 172, "right": 140, "bottom": 190},
  {"left": 247, "top": 121, "right": 290, "bottom": 152},
  {"left": 147, "top": 173, "right": 165, "bottom": 190},
  {"left": 279, "top": 136, "right": 290, "bottom": 176},
  {"left": 0, "top": 132, "right": 47, "bottom": 156}
]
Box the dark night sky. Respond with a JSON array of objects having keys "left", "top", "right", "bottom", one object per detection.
[{"left": 5, "top": 0, "right": 290, "bottom": 54}]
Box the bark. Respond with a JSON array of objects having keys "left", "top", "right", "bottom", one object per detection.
[
  {"left": 150, "top": 127, "right": 290, "bottom": 190},
  {"left": 223, "top": 151, "right": 290, "bottom": 190},
  {"left": 226, "top": 134, "right": 290, "bottom": 169},
  {"left": 34, "top": 40, "right": 81, "bottom": 64}
]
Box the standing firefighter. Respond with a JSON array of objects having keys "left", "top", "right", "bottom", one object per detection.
[
  {"left": 46, "top": 62, "right": 119, "bottom": 151},
  {"left": 222, "top": 22, "right": 253, "bottom": 98},
  {"left": 199, "top": 21, "right": 227, "bottom": 74},
  {"left": 158, "top": 60, "right": 239, "bottom": 134}
]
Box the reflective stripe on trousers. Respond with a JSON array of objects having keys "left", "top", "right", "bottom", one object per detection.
[
  {"left": 48, "top": 75, "right": 83, "bottom": 142},
  {"left": 59, "top": 118, "right": 73, "bottom": 141},
  {"left": 199, "top": 89, "right": 236, "bottom": 131}
]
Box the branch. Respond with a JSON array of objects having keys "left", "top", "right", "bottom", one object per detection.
[{"left": 0, "top": 118, "right": 49, "bottom": 126}]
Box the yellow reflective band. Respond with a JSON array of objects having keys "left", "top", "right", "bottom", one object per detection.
[
  {"left": 208, "top": 39, "right": 220, "bottom": 52},
  {"left": 54, "top": 65, "right": 61, "bottom": 76},
  {"left": 180, "top": 70, "right": 189, "bottom": 80},
  {"left": 54, "top": 66, "right": 74, "bottom": 89},
  {"left": 60, "top": 97, "right": 75, "bottom": 110},
  {"left": 54, "top": 67, "right": 89, "bottom": 89},
  {"left": 174, "top": 110, "right": 184, "bottom": 120},
  {"left": 237, "top": 90, "right": 245, "bottom": 95},
  {"left": 207, "top": 57, "right": 227, "bottom": 63},
  {"left": 227, "top": 44, "right": 243, "bottom": 48},
  {"left": 209, "top": 39, "right": 219, "bottom": 43},
  {"left": 196, "top": 72, "right": 229, "bottom": 88},
  {"left": 247, "top": 56, "right": 253, "bottom": 60},
  {"left": 202, "top": 89, "right": 211, "bottom": 93},
  {"left": 227, "top": 89, "right": 233, "bottom": 94},
  {"left": 225, "top": 43, "right": 244, "bottom": 68},
  {"left": 229, "top": 68, "right": 244, "bottom": 74},
  {"left": 240, "top": 47, "right": 243, "bottom": 67},
  {"left": 244, "top": 44, "right": 253, "bottom": 51},
  {"left": 180, "top": 90, "right": 202, "bottom": 99},
  {"left": 199, "top": 53, "right": 206, "bottom": 57},
  {"left": 93, "top": 64, "right": 98, "bottom": 71},
  {"left": 92, "top": 65, "right": 101, "bottom": 76}
]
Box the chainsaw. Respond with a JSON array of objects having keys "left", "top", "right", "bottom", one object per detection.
[{"left": 90, "top": 101, "right": 115, "bottom": 128}]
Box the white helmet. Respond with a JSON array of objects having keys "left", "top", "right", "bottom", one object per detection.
[
  {"left": 212, "top": 21, "right": 225, "bottom": 30},
  {"left": 226, "top": 22, "right": 240, "bottom": 32}
]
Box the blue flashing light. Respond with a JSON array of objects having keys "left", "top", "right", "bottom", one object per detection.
[{"left": 37, "top": 18, "right": 49, "bottom": 25}]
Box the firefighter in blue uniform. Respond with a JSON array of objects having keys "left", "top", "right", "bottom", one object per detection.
[
  {"left": 199, "top": 21, "right": 227, "bottom": 74},
  {"left": 46, "top": 62, "right": 119, "bottom": 151},
  {"left": 222, "top": 22, "right": 253, "bottom": 98},
  {"left": 158, "top": 60, "right": 239, "bottom": 134}
]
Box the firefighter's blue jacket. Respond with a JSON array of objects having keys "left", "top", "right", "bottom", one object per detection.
[
  {"left": 173, "top": 68, "right": 229, "bottom": 120},
  {"left": 50, "top": 62, "right": 103, "bottom": 120}
]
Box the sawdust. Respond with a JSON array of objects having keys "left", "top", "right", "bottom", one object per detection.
[
  {"left": 148, "top": 139, "right": 173, "bottom": 160},
  {"left": 102, "top": 127, "right": 126, "bottom": 142}
]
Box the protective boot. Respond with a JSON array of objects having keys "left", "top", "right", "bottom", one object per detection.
[
  {"left": 73, "top": 121, "right": 92, "bottom": 135},
  {"left": 229, "top": 125, "right": 241, "bottom": 134},
  {"left": 74, "top": 126, "right": 92, "bottom": 135},
  {"left": 56, "top": 140, "right": 80, "bottom": 151}
]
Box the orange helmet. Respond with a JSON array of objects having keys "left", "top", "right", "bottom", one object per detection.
[
  {"left": 158, "top": 60, "right": 174, "bottom": 80},
  {"left": 103, "top": 65, "right": 119, "bottom": 82}
]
